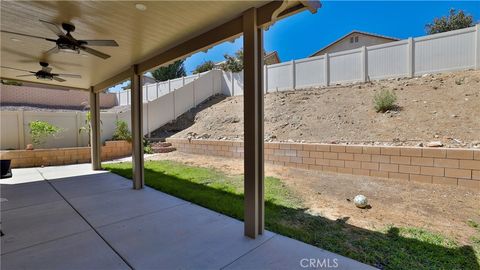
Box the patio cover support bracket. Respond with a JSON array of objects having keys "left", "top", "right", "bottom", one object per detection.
[
  {"left": 131, "top": 65, "right": 145, "bottom": 189},
  {"left": 243, "top": 7, "right": 265, "bottom": 238},
  {"left": 89, "top": 88, "right": 101, "bottom": 170}
]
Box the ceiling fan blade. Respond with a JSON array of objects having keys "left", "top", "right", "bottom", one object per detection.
[
  {"left": 1, "top": 30, "right": 55, "bottom": 41},
  {"left": 55, "top": 73, "right": 81, "bottom": 79},
  {"left": 80, "top": 40, "right": 119, "bottom": 47},
  {"left": 1, "top": 66, "right": 35, "bottom": 73},
  {"left": 79, "top": 46, "right": 110, "bottom": 59},
  {"left": 39, "top": 19, "right": 65, "bottom": 37},
  {"left": 44, "top": 46, "right": 60, "bottom": 55},
  {"left": 16, "top": 74, "right": 36, "bottom": 78},
  {"left": 52, "top": 76, "right": 66, "bottom": 82}
]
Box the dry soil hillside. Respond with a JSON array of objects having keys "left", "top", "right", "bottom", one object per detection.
[{"left": 151, "top": 70, "right": 480, "bottom": 148}]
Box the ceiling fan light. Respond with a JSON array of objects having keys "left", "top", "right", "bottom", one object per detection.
[
  {"left": 60, "top": 48, "right": 80, "bottom": 54},
  {"left": 135, "top": 3, "right": 147, "bottom": 11}
]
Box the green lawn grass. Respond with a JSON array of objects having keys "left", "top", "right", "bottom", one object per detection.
[{"left": 103, "top": 160, "right": 480, "bottom": 270}]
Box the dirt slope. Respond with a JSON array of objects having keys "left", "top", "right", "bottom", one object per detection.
[{"left": 153, "top": 70, "right": 480, "bottom": 148}]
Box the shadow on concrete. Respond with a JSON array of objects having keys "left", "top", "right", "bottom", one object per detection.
[{"left": 105, "top": 165, "right": 479, "bottom": 270}]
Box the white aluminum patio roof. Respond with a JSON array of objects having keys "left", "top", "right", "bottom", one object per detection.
[{"left": 0, "top": 1, "right": 319, "bottom": 91}]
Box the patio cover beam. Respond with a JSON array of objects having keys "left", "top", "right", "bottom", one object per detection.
[{"left": 92, "top": 1, "right": 315, "bottom": 93}]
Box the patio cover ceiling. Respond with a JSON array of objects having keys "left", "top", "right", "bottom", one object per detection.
[{"left": 0, "top": 1, "right": 319, "bottom": 91}]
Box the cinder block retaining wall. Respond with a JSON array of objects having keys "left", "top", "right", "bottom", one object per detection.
[
  {"left": 167, "top": 138, "right": 480, "bottom": 191},
  {"left": 0, "top": 140, "right": 131, "bottom": 168}
]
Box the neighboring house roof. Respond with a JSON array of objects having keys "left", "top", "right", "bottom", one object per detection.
[
  {"left": 214, "top": 51, "right": 281, "bottom": 68},
  {"left": 310, "top": 30, "right": 399, "bottom": 57},
  {"left": 264, "top": 51, "right": 281, "bottom": 65}
]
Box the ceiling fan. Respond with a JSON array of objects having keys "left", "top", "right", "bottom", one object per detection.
[
  {"left": 1, "top": 62, "right": 81, "bottom": 82},
  {"left": 1, "top": 20, "right": 118, "bottom": 59}
]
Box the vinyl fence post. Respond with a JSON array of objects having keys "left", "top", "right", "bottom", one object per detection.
[
  {"left": 362, "top": 46, "right": 368, "bottom": 82},
  {"left": 324, "top": 53, "right": 330, "bottom": 86},
  {"left": 264, "top": 65, "right": 268, "bottom": 93},
  {"left": 18, "top": 111, "right": 25, "bottom": 149},
  {"left": 408, "top": 37, "right": 414, "bottom": 77},
  {"left": 475, "top": 24, "right": 480, "bottom": 70},
  {"left": 75, "top": 112, "right": 81, "bottom": 147},
  {"left": 193, "top": 77, "right": 196, "bottom": 107},
  {"left": 156, "top": 82, "right": 159, "bottom": 99},
  {"left": 231, "top": 71, "right": 235, "bottom": 96},
  {"left": 168, "top": 79, "right": 171, "bottom": 93},
  {"left": 291, "top": 60, "right": 296, "bottom": 90}
]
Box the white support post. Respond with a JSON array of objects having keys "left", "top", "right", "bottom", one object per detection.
[
  {"left": 291, "top": 60, "right": 296, "bottom": 90},
  {"left": 324, "top": 53, "right": 330, "bottom": 86},
  {"left": 475, "top": 24, "right": 479, "bottom": 70},
  {"left": 18, "top": 110, "right": 25, "bottom": 150},
  {"left": 408, "top": 37, "right": 414, "bottom": 77},
  {"left": 362, "top": 46, "right": 368, "bottom": 82}
]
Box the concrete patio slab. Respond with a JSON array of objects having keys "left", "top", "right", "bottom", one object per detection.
[
  {"left": 1, "top": 164, "right": 375, "bottom": 270},
  {"left": 37, "top": 163, "right": 105, "bottom": 180},
  {"left": 48, "top": 172, "right": 132, "bottom": 199},
  {"left": 98, "top": 203, "right": 274, "bottom": 269},
  {"left": 0, "top": 168, "right": 44, "bottom": 185},
  {"left": 68, "top": 186, "right": 186, "bottom": 227},
  {"left": 1, "top": 230, "right": 130, "bottom": 270},
  {"left": 1, "top": 200, "right": 91, "bottom": 254},
  {"left": 224, "top": 234, "right": 376, "bottom": 270},
  {"left": 0, "top": 180, "right": 62, "bottom": 211}
]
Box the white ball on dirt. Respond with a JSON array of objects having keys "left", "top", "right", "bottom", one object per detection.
[{"left": 354, "top": 195, "right": 368, "bottom": 208}]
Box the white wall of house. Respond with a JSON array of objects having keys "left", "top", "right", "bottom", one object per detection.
[{"left": 312, "top": 33, "right": 396, "bottom": 56}]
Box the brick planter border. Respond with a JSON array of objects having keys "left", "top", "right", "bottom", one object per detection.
[
  {"left": 0, "top": 140, "right": 131, "bottom": 168},
  {"left": 167, "top": 138, "right": 480, "bottom": 191}
]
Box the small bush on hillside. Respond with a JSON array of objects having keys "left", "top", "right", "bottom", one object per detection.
[
  {"left": 112, "top": 120, "right": 132, "bottom": 142},
  {"left": 373, "top": 89, "right": 397, "bottom": 113}
]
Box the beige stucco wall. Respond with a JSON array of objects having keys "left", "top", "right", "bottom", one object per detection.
[
  {"left": 0, "top": 84, "right": 117, "bottom": 109},
  {"left": 313, "top": 34, "right": 395, "bottom": 56}
]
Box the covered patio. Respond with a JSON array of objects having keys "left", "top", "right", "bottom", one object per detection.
[{"left": 1, "top": 164, "right": 373, "bottom": 269}]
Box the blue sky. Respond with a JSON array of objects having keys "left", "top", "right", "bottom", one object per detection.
[
  {"left": 110, "top": 1, "right": 479, "bottom": 91},
  {"left": 184, "top": 1, "right": 479, "bottom": 73}
]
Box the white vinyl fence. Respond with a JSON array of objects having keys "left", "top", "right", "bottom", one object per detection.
[
  {"left": 0, "top": 70, "right": 223, "bottom": 150},
  {"left": 1, "top": 26, "right": 478, "bottom": 150},
  {"left": 261, "top": 25, "right": 479, "bottom": 92}
]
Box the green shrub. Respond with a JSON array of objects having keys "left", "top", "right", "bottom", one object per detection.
[
  {"left": 29, "top": 121, "right": 62, "bottom": 147},
  {"left": 112, "top": 120, "right": 132, "bottom": 142},
  {"left": 143, "top": 138, "right": 153, "bottom": 154},
  {"left": 373, "top": 89, "right": 397, "bottom": 112}
]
